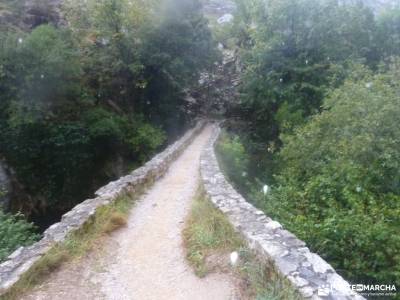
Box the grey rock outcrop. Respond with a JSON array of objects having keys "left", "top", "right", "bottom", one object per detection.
[
  {"left": 0, "top": 160, "right": 12, "bottom": 210},
  {"left": 23, "top": 0, "right": 64, "bottom": 29},
  {"left": 200, "top": 124, "right": 364, "bottom": 300},
  {"left": 0, "top": 0, "right": 64, "bottom": 30}
]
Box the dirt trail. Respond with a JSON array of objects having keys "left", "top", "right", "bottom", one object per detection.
[{"left": 21, "top": 125, "right": 237, "bottom": 300}]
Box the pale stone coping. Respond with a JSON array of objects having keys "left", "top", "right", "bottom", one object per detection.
[
  {"left": 0, "top": 121, "right": 205, "bottom": 296},
  {"left": 200, "top": 124, "right": 364, "bottom": 300}
]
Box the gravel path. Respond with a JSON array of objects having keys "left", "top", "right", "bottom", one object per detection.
[{"left": 21, "top": 124, "right": 237, "bottom": 300}]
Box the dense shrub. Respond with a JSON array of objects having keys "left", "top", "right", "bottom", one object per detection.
[
  {"left": 218, "top": 68, "right": 400, "bottom": 286},
  {"left": 261, "top": 66, "right": 400, "bottom": 285},
  {"left": 0, "top": 109, "right": 166, "bottom": 211},
  {"left": 229, "top": 0, "right": 400, "bottom": 158},
  {"left": 215, "top": 0, "right": 380, "bottom": 185},
  {"left": 222, "top": 0, "right": 400, "bottom": 286},
  {"left": 218, "top": 66, "right": 400, "bottom": 286},
  {"left": 0, "top": 211, "right": 39, "bottom": 261},
  {"left": 0, "top": 121, "right": 93, "bottom": 208}
]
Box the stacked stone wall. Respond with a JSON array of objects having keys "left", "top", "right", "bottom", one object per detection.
[
  {"left": 200, "top": 124, "right": 364, "bottom": 300},
  {"left": 0, "top": 121, "right": 205, "bottom": 295}
]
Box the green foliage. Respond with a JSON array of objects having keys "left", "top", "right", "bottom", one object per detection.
[
  {"left": 0, "top": 121, "right": 92, "bottom": 206},
  {"left": 127, "top": 123, "right": 166, "bottom": 161},
  {"left": 275, "top": 102, "right": 305, "bottom": 134},
  {"left": 83, "top": 108, "right": 166, "bottom": 160},
  {"left": 215, "top": 131, "right": 250, "bottom": 193},
  {"left": 0, "top": 0, "right": 216, "bottom": 231},
  {"left": 144, "top": 0, "right": 217, "bottom": 87},
  {"left": 261, "top": 67, "right": 400, "bottom": 285},
  {"left": 0, "top": 211, "right": 39, "bottom": 261},
  {"left": 6, "top": 25, "right": 81, "bottom": 123},
  {"left": 0, "top": 108, "right": 166, "bottom": 211},
  {"left": 183, "top": 189, "right": 244, "bottom": 277},
  {"left": 84, "top": 108, "right": 125, "bottom": 142},
  {"left": 221, "top": 0, "right": 400, "bottom": 288},
  {"left": 231, "top": 0, "right": 388, "bottom": 148},
  {"left": 138, "top": 0, "right": 218, "bottom": 131},
  {"left": 64, "top": 0, "right": 217, "bottom": 130},
  {"left": 376, "top": 8, "right": 400, "bottom": 60}
]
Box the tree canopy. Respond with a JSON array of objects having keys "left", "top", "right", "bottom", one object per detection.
[
  {"left": 216, "top": 0, "right": 400, "bottom": 288},
  {"left": 0, "top": 0, "right": 217, "bottom": 259}
]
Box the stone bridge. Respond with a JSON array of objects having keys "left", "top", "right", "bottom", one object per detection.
[{"left": 0, "top": 122, "right": 363, "bottom": 299}]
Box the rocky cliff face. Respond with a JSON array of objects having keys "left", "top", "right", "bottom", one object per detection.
[
  {"left": 190, "top": 48, "right": 240, "bottom": 117},
  {"left": 0, "top": 161, "right": 12, "bottom": 210},
  {"left": 0, "top": 0, "right": 64, "bottom": 30},
  {"left": 0, "top": 159, "right": 33, "bottom": 215},
  {"left": 23, "top": 0, "right": 64, "bottom": 29},
  {"left": 186, "top": 0, "right": 240, "bottom": 117}
]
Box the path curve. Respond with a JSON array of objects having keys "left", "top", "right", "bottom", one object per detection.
[{"left": 22, "top": 124, "right": 237, "bottom": 300}]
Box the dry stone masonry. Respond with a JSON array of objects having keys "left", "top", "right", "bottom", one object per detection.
[
  {"left": 200, "top": 124, "right": 365, "bottom": 300},
  {"left": 0, "top": 121, "right": 205, "bottom": 296}
]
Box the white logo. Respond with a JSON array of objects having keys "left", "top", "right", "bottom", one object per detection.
[
  {"left": 350, "top": 284, "right": 396, "bottom": 292},
  {"left": 317, "top": 284, "right": 331, "bottom": 296},
  {"left": 318, "top": 283, "right": 397, "bottom": 297}
]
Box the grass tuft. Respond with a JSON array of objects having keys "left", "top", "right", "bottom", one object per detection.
[
  {"left": 237, "top": 249, "right": 303, "bottom": 300},
  {"left": 1, "top": 194, "right": 134, "bottom": 300},
  {"left": 103, "top": 212, "right": 128, "bottom": 234},
  {"left": 183, "top": 187, "right": 244, "bottom": 277},
  {"left": 183, "top": 187, "right": 303, "bottom": 300}
]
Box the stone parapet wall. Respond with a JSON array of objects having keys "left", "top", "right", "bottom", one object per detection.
[
  {"left": 0, "top": 121, "right": 205, "bottom": 296},
  {"left": 200, "top": 124, "right": 364, "bottom": 300}
]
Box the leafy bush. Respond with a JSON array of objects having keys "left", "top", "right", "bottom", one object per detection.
[
  {"left": 0, "top": 107, "right": 167, "bottom": 211},
  {"left": 83, "top": 108, "right": 127, "bottom": 144},
  {"left": 0, "top": 120, "right": 94, "bottom": 208},
  {"left": 0, "top": 211, "right": 39, "bottom": 261},
  {"left": 5, "top": 25, "right": 81, "bottom": 123},
  {"left": 127, "top": 123, "right": 166, "bottom": 161},
  {"left": 218, "top": 0, "right": 400, "bottom": 289},
  {"left": 262, "top": 66, "right": 400, "bottom": 285},
  {"left": 230, "top": 0, "right": 400, "bottom": 153},
  {"left": 83, "top": 107, "right": 166, "bottom": 160}
]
